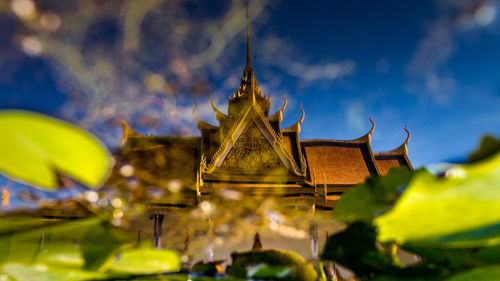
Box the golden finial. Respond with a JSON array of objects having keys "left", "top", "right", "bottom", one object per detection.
[
  {"left": 368, "top": 116, "right": 375, "bottom": 135},
  {"left": 298, "top": 103, "right": 305, "bottom": 124},
  {"left": 246, "top": 1, "right": 251, "bottom": 69},
  {"left": 280, "top": 94, "right": 287, "bottom": 113},
  {"left": 404, "top": 125, "right": 410, "bottom": 146},
  {"left": 210, "top": 97, "right": 228, "bottom": 121}
]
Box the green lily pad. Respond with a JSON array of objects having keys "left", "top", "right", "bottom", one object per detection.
[
  {"left": 374, "top": 152, "right": 500, "bottom": 246},
  {"left": 444, "top": 265, "right": 500, "bottom": 281},
  {"left": 247, "top": 264, "right": 291, "bottom": 279},
  {"left": 109, "top": 248, "right": 181, "bottom": 274},
  {"left": 321, "top": 222, "right": 397, "bottom": 278},
  {"left": 0, "top": 217, "right": 100, "bottom": 266},
  {"left": 1, "top": 262, "right": 106, "bottom": 281},
  {"left": 0, "top": 110, "right": 111, "bottom": 190},
  {"left": 81, "top": 222, "right": 134, "bottom": 271},
  {"left": 334, "top": 167, "right": 413, "bottom": 223},
  {"left": 228, "top": 249, "right": 321, "bottom": 281}
]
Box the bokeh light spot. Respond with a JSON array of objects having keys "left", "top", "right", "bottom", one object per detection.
[
  {"left": 21, "top": 36, "right": 43, "bottom": 56},
  {"left": 10, "top": 0, "right": 36, "bottom": 19},
  {"left": 475, "top": 5, "right": 496, "bottom": 26}
]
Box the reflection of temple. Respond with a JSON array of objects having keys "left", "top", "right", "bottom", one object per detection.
[
  {"left": 113, "top": 9, "right": 412, "bottom": 211},
  {"left": 109, "top": 6, "right": 413, "bottom": 251}
]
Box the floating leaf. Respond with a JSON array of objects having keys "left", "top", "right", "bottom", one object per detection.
[
  {"left": 1, "top": 263, "right": 106, "bottom": 281},
  {"left": 334, "top": 167, "right": 412, "bottom": 223},
  {"left": 0, "top": 217, "right": 100, "bottom": 266},
  {"left": 321, "top": 222, "right": 396, "bottom": 278},
  {"left": 109, "top": 248, "right": 180, "bottom": 274},
  {"left": 444, "top": 265, "right": 500, "bottom": 281},
  {"left": 81, "top": 222, "right": 134, "bottom": 271},
  {"left": 247, "top": 264, "right": 291, "bottom": 279},
  {"left": 402, "top": 246, "right": 482, "bottom": 270},
  {"left": 0, "top": 110, "right": 111, "bottom": 190},
  {"left": 374, "top": 152, "right": 500, "bottom": 246},
  {"left": 228, "top": 249, "right": 320, "bottom": 281}
]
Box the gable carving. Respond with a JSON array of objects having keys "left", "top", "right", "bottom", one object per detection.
[{"left": 221, "top": 121, "right": 284, "bottom": 169}]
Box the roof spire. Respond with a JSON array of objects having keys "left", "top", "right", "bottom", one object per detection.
[{"left": 246, "top": 1, "right": 251, "bottom": 69}]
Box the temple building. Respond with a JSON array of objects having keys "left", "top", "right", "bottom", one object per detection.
[{"left": 110, "top": 8, "right": 412, "bottom": 211}]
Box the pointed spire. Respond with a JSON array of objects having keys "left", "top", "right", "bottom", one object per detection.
[
  {"left": 246, "top": 2, "right": 256, "bottom": 104},
  {"left": 242, "top": 0, "right": 254, "bottom": 82},
  {"left": 246, "top": 2, "right": 251, "bottom": 69}
]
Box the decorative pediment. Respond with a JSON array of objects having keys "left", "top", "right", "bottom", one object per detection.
[
  {"left": 203, "top": 104, "right": 303, "bottom": 176},
  {"left": 220, "top": 121, "right": 285, "bottom": 169}
]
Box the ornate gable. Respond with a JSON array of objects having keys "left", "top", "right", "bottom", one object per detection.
[
  {"left": 203, "top": 104, "right": 302, "bottom": 176},
  {"left": 221, "top": 120, "right": 284, "bottom": 169},
  {"left": 197, "top": 7, "right": 305, "bottom": 181}
]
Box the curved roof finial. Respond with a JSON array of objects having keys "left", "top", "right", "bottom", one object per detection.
[
  {"left": 210, "top": 97, "right": 228, "bottom": 122},
  {"left": 373, "top": 125, "right": 411, "bottom": 156},
  {"left": 194, "top": 102, "right": 218, "bottom": 130},
  {"left": 120, "top": 119, "right": 142, "bottom": 144},
  {"left": 268, "top": 94, "right": 287, "bottom": 122},
  {"left": 352, "top": 116, "right": 375, "bottom": 143},
  {"left": 368, "top": 115, "right": 375, "bottom": 135},
  {"left": 280, "top": 94, "right": 288, "bottom": 113},
  {"left": 281, "top": 102, "right": 305, "bottom": 133},
  {"left": 403, "top": 125, "right": 410, "bottom": 146},
  {"left": 192, "top": 104, "right": 199, "bottom": 121},
  {"left": 387, "top": 125, "right": 411, "bottom": 154},
  {"left": 298, "top": 103, "right": 305, "bottom": 124}
]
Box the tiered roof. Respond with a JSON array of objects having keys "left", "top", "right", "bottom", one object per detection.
[
  {"left": 109, "top": 5, "right": 413, "bottom": 209},
  {"left": 374, "top": 126, "right": 413, "bottom": 175}
]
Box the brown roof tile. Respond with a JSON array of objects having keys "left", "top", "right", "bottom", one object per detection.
[
  {"left": 374, "top": 154, "right": 411, "bottom": 175},
  {"left": 301, "top": 141, "right": 378, "bottom": 185}
]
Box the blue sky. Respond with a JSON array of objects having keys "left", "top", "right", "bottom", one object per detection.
[{"left": 1, "top": 0, "right": 499, "bottom": 168}]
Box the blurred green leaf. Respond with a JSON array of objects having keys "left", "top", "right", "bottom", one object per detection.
[
  {"left": 0, "top": 110, "right": 111, "bottom": 190},
  {"left": 228, "top": 249, "right": 320, "bottom": 281},
  {"left": 1, "top": 262, "right": 106, "bottom": 281},
  {"left": 468, "top": 135, "right": 500, "bottom": 163},
  {"left": 246, "top": 264, "right": 291, "bottom": 279},
  {"left": 366, "top": 263, "right": 444, "bottom": 281},
  {"left": 374, "top": 152, "right": 500, "bottom": 246},
  {"left": 444, "top": 265, "right": 500, "bottom": 281},
  {"left": 81, "top": 222, "right": 134, "bottom": 271},
  {"left": 320, "top": 222, "right": 396, "bottom": 278},
  {"left": 402, "top": 246, "right": 482, "bottom": 269},
  {"left": 109, "top": 248, "right": 180, "bottom": 274},
  {"left": 191, "top": 260, "right": 223, "bottom": 276},
  {"left": 416, "top": 222, "right": 500, "bottom": 247},
  {"left": 0, "top": 217, "right": 100, "bottom": 266},
  {"left": 191, "top": 276, "right": 247, "bottom": 281},
  {"left": 334, "top": 167, "right": 413, "bottom": 223}
]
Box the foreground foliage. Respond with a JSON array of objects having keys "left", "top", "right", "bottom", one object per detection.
[
  {"left": 228, "top": 249, "right": 323, "bottom": 281},
  {"left": 0, "top": 110, "right": 111, "bottom": 190},
  {"left": 1, "top": 111, "right": 499, "bottom": 280},
  {"left": 322, "top": 135, "right": 500, "bottom": 280},
  {"left": 0, "top": 217, "right": 181, "bottom": 281}
]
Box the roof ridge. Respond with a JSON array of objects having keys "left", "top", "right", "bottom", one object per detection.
[
  {"left": 205, "top": 104, "right": 252, "bottom": 173},
  {"left": 252, "top": 104, "right": 302, "bottom": 175}
]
